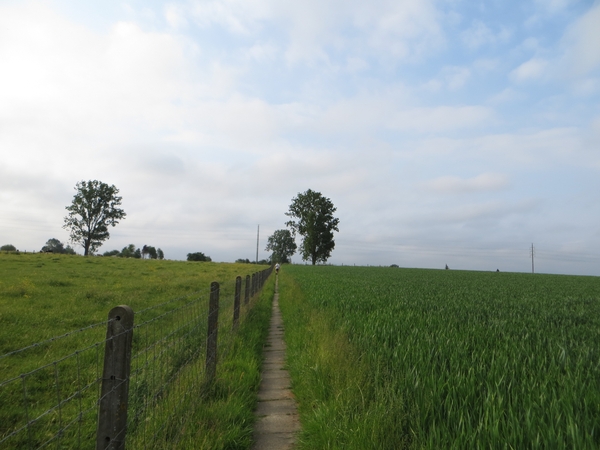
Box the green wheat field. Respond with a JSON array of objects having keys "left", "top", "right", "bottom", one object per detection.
[{"left": 279, "top": 265, "right": 600, "bottom": 449}]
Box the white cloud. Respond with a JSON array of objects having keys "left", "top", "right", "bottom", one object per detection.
[
  {"left": 169, "top": 0, "right": 445, "bottom": 65},
  {"left": 388, "top": 106, "right": 493, "bottom": 133},
  {"left": 509, "top": 57, "right": 548, "bottom": 82},
  {"left": 461, "top": 20, "right": 511, "bottom": 50},
  {"left": 533, "top": 0, "right": 576, "bottom": 15},
  {"left": 559, "top": 3, "right": 600, "bottom": 77},
  {"left": 165, "top": 3, "right": 189, "bottom": 29},
  {"left": 424, "top": 173, "right": 510, "bottom": 194},
  {"left": 445, "top": 66, "right": 471, "bottom": 90}
]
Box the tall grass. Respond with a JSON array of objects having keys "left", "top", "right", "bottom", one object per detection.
[{"left": 280, "top": 266, "right": 600, "bottom": 449}]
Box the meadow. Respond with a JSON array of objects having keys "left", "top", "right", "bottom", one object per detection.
[
  {"left": 279, "top": 265, "right": 600, "bottom": 449},
  {"left": 0, "top": 252, "right": 273, "bottom": 449}
]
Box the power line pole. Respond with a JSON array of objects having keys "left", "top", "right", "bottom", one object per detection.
[
  {"left": 256, "top": 225, "right": 259, "bottom": 264},
  {"left": 530, "top": 243, "right": 535, "bottom": 274}
]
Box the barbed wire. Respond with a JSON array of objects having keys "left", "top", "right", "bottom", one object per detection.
[
  {"left": 0, "top": 318, "right": 112, "bottom": 361},
  {"left": 0, "top": 267, "right": 273, "bottom": 449}
]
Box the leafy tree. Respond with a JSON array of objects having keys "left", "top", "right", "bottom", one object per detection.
[
  {"left": 1, "top": 244, "right": 17, "bottom": 251},
  {"left": 120, "top": 244, "right": 136, "bottom": 258},
  {"left": 134, "top": 248, "right": 142, "bottom": 259},
  {"left": 187, "top": 252, "right": 212, "bottom": 262},
  {"left": 147, "top": 246, "right": 158, "bottom": 259},
  {"left": 157, "top": 248, "right": 164, "bottom": 260},
  {"left": 64, "top": 245, "right": 76, "bottom": 255},
  {"left": 63, "top": 180, "right": 126, "bottom": 256},
  {"left": 265, "top": 229, "right": 297, "bottom": 264},
  {"left": 40, "top": 238, "right": 77, "bottom": 254},
  {"left": 103, "top": 249, "right": 121, "bottom": 257},
  {"left": 41, "top": 238, "right": 65, "bottom": 253},
  {"left": 285, "top": 189, "right": 339, "bottom": 265}
]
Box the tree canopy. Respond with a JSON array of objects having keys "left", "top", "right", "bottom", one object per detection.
[
  {"left": 41, "top": 238, "right": 75, "bottom": 254},
  {"left": 63, "top": 180, "right": 126, "bottom": 256},
  {"left": 265, "top": 229, "right": 297, "bottom": 263},
  {"left": 285, "top": 189, "right": 339, "bottom": 265},
  {"left": 1, "top": 244, "right": 17, "bottom": 251},
  {"left": 187, "top": 252, "right": 212, "bottom": 262}
]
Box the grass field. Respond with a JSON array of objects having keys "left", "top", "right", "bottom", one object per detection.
[
  {"left": 279, "top": 265, "right": 600, "bottom": 449},
  {"left": 0, "top": 252, "right": 272, "bottom": 449}
]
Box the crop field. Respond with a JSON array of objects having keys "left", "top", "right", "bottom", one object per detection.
[
  {"left": 0, "top": 252, "right": 272, "bottom": 449},
  {"left": 279, "top": 265, "right": 600, "bottom": 449}
]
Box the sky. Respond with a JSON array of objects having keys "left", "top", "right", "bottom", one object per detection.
[{"left": 1, "top": 0, "right": 600, "bottom": 275}]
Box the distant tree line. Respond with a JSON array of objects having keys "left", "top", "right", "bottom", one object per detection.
[
  {"left": 103, "top": 244, "right": 164, "bottom": 259},
  {"left": 235, "top": 258, "right": 270, "bottom": 265}
]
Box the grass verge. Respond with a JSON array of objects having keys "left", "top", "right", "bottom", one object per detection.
[
  {"left": 277, "top": 270, "right": 409, "bottom": 450},
  {"left": 150, "top": 274, "right": 275, "bottom": 449}
]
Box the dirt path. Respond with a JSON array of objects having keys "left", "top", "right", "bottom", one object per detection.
[{"left": 251, "top": 277, "right": 300, "bottom": 449}]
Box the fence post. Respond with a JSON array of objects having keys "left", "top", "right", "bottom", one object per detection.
[
  {"left": 206, "top": 282, "right": 219, "bottom": 383},
  {"left": 251, "top": 273, "right": 256, "bottom": 298},
  {"left": 96, "top": 305, "right": 134, "bottom": 450},
  {"left": 233, "top": 276, "right": 241, "bottom": 329},
  {"left": 244, "top": 275, "right": 250, "bottom": 305}
]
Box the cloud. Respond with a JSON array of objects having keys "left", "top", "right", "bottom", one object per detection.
[
  {"left": 388, "top": 106, "right": 493, "bottom": 133},
  {"left": 533, "top": 0, "right": 577, "bottom": 15},
  {"left": 509, "top": 57, "right": 548, "bottom": 82},
  {"left": 461, "top": 20, "right": 511, "bottom": 50},
  {"left": 168, "top": 0, "right": 445, "bottom": 65},
  {"left": 424, "top": 173, "right": 510, "bottom": 194},
  {"left": 559, "top": 3, "right": 600, "bottom": 77}
]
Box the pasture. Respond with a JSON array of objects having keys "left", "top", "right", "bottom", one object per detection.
[
  {"left": 279, "top": 265, "right": 600, "bottom": 449},
  {"left": 0, "top": 252, "right": 272, "bottom": 449}
]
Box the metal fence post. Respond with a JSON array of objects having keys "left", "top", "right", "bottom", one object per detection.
[
  {"left": 244, "top": 275, "right": 250, "bottom": 305},
  {"left": 96, "top": 305, "right": 134, "bottom": 450},
  {"left": 233, "top": 276, "right": 241, "bottom": 330},
  {"left": 206, "top": 282, "right": 219, "bottom": 383}
]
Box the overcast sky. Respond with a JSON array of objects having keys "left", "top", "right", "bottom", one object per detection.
[{"left": 1, "top": 0, "right": 600, "bottom": 275}]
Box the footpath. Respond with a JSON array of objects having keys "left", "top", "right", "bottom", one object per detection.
[{"left": 251, "top": 276, "right": 300, "bottom": 449}]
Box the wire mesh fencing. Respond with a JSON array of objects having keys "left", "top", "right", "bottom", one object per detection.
[{"left": 0, "top": 265, "right": 273, "bottom": 450}]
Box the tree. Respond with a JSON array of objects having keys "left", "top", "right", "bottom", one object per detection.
[
  {"left": 40, "top": 238, "right": 77, "bottom": 254},
  {"left": 1, "top": 244, "right": 17, "bottom": 251},
  {"left": 187, "top": 252, "right": 211, "bottom": 262},
  {"left": 265, "top": 229, "right": 297, "bottom": 264},
  {"left": 120, "top": 244, "right": 136, "bottom": 258},
  {"left": 157, "top": 248, "right": 164, "bottom": 260},
  {"left": 146, "top": 246, "right": 158, "bottom": 260},
  {"left": 63, "top": 180, "right": 126, "bottom": 256},
  {"left": 41, "top": 238, "right": 65, "bottom": 253},
  {"left": 285, "top": 189, "right": 339, "bottom": 265}
]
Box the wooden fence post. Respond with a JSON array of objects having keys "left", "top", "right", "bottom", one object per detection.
[
  {"left": 96, "top": 305, "right": 134, "bottom": 450},
  {"left": 206, "top": 282, "right": 219, "bottom": 383},
  {"left": 244, "top": 275, "right": 250, "bottom": 305},
  {"left": 233, "top": 276, "right": 241, "bottom": 329}
]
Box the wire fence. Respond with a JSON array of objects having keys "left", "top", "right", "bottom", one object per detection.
[{"left": 0, "top": 266, "right": 273, "bottom": 450}]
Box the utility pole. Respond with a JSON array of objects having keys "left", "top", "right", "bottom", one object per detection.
[
  {"left": 256, "top": 225, "right": 259, "bottom": 264},
  {"left": 530, "top": 243, "right": 535, "bottom": 274}
]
